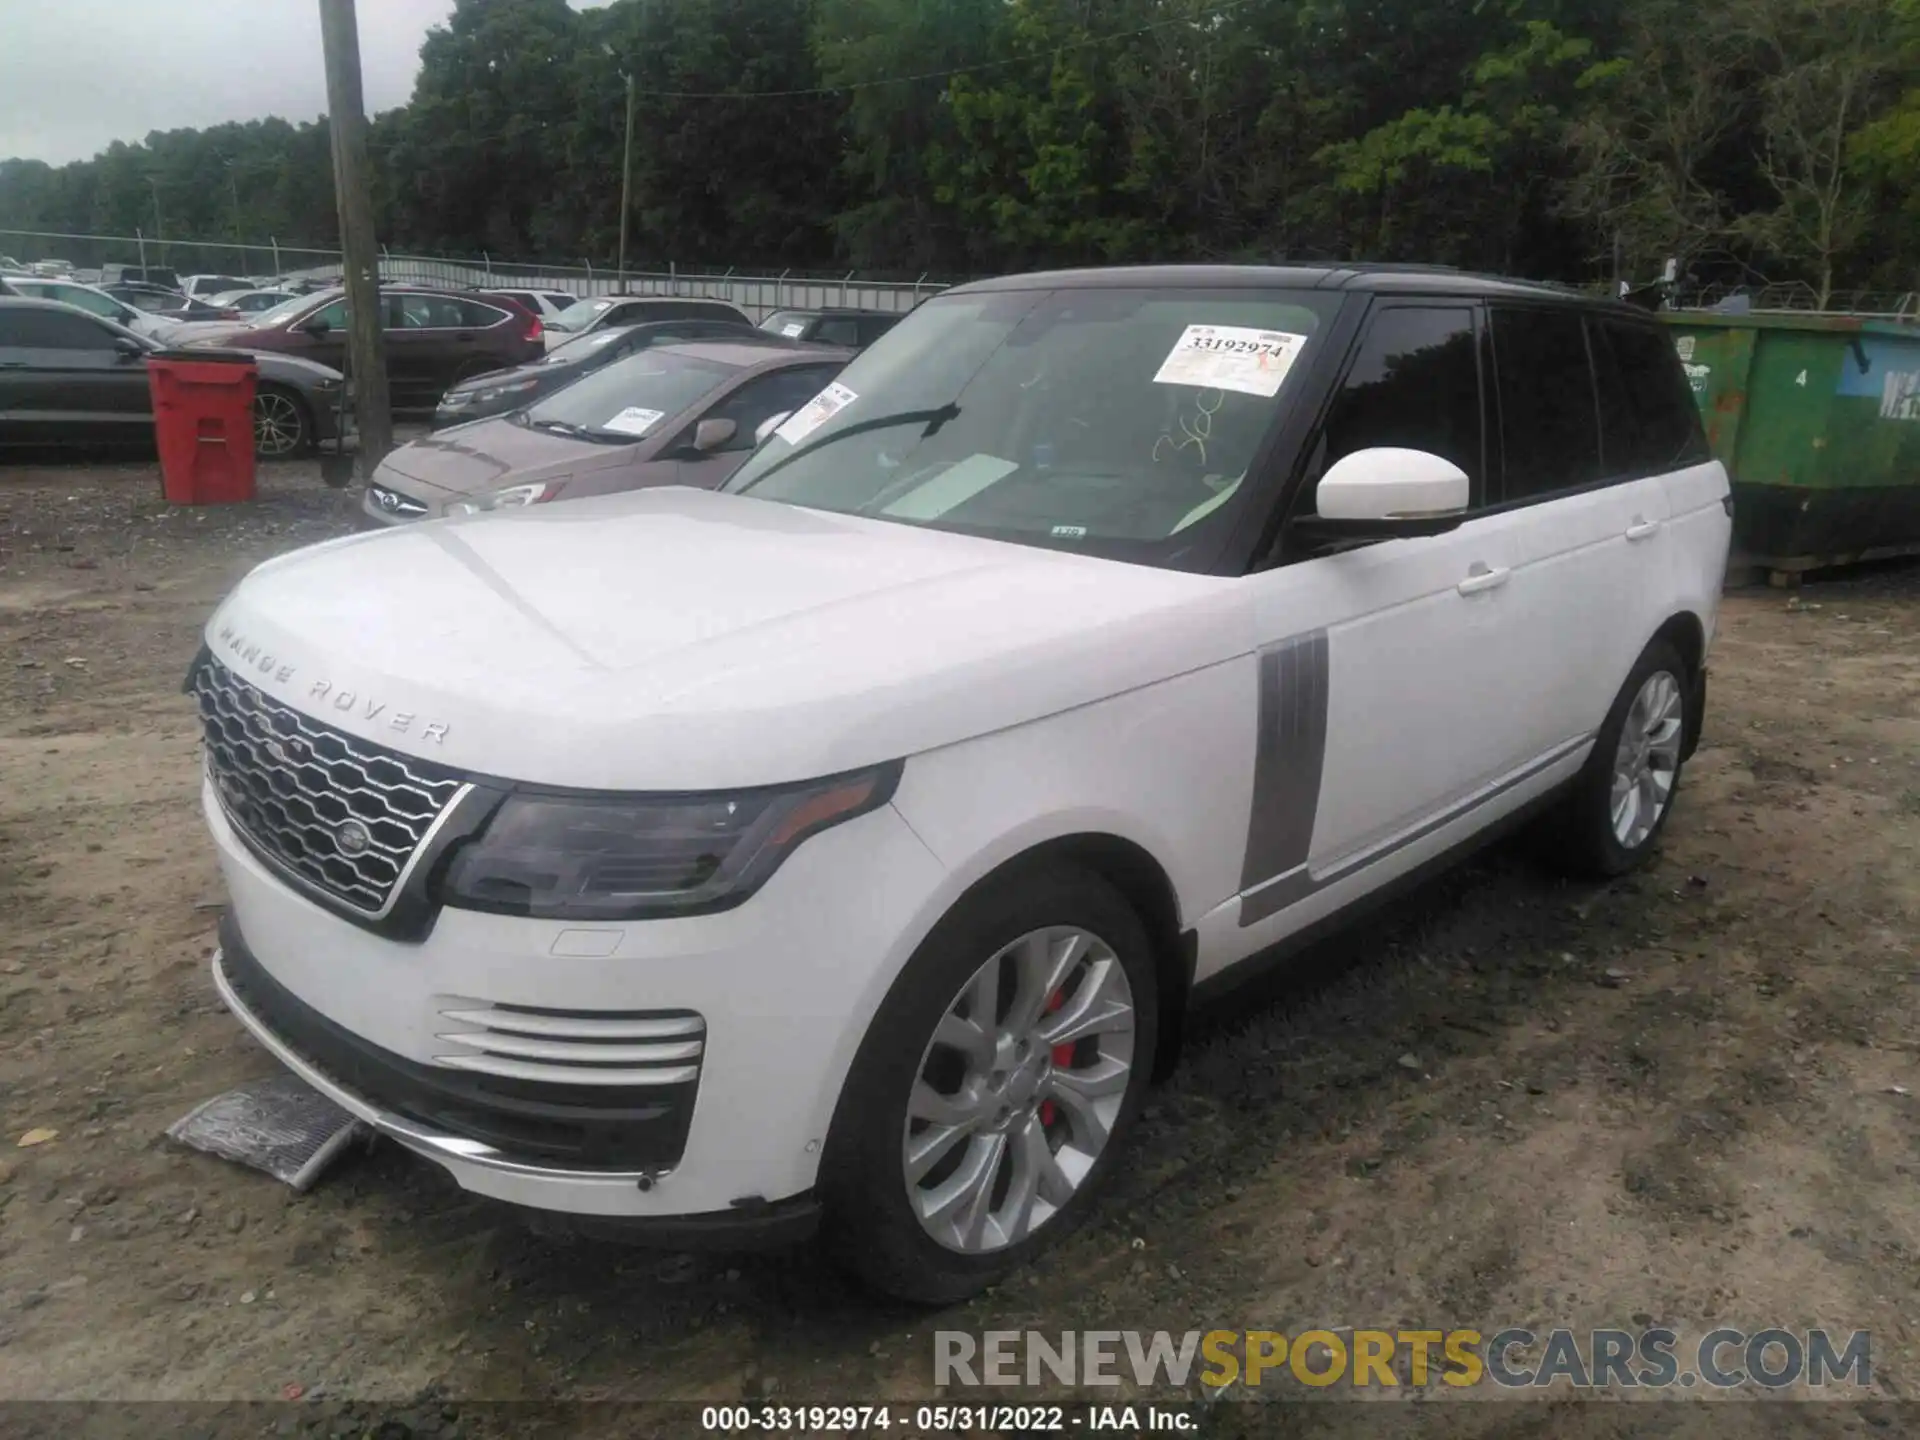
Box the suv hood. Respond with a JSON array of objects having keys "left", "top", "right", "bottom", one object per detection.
[{"left": 205, "top": 487, "right": 1246, "bottom": 790}]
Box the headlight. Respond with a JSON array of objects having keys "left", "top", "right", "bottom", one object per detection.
[
  {"left": 447, "top": 480, "right": 561, "bottom": 515},
  {"left": 437, "top": 764, "right": 900, "bottom": 920},
  {"left": 475, "top": 378, "right": 538, "bottom": 403}
]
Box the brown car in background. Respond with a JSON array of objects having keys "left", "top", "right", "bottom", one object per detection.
[
  {"left": 180, "top": 286, "right": 545, "bottom": 414},
  {"left": 363, "top": 336, "right": 849, "bottom": 523}
]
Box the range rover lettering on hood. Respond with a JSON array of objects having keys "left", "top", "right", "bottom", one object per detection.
[{"left": 215, "top": 623, "right": 452, "bottom": 743}]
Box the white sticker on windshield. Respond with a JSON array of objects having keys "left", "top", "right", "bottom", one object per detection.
[
  {"left": 780, "top": 322, "right": 807, "bottom": 338},
  {"left": 602, "top": 406, "right": 665, "bottom": 436},
  {"left": 1152, "top": 325, "right": 1307, "bottom": 398},
  {"left": 775, "top": 381, "right": 857, "bottom": 446}
]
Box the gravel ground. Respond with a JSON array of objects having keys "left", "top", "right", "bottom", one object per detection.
[{"left": 1, "top": 455, "right": 1917, "bottom": 1438}]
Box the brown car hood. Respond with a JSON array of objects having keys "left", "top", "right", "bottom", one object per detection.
[{"left": 376, "top": 415, "right": 650, "bottom": 498}]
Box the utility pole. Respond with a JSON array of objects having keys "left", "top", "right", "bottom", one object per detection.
[
  {"left": 146, "top": 178, "right": 165, "bottom": 258},
  {"left": 318, "top": 0, "right": 391, "bottom": 476},
  {"left": 225, "top": 160, "right": 242, "bottom": 241},
  {"left": 617, "top": 69, "right": 635, "bottom": 288}
]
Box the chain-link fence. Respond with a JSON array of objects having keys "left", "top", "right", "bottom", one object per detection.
[{"left": 0, "top": 228, "right": 953, "bottom": 320}]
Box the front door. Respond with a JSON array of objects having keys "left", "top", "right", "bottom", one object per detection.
[
  {"left": 669, "top": 364, "right": 846, "bottom": 489},
  {"left": 1237, "top": 302, "right": 1552, "bottom": 928}
]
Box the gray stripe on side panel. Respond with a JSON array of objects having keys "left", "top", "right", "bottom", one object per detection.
[{"left": 1238, "top": 630, "right": 1330, "bottom": 894}]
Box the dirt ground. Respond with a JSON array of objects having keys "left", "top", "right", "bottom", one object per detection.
[{"left": 0, "top": 456, "right": 1916, "bottom": 1435}]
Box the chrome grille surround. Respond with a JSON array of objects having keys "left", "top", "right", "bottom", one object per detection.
[
  {"left": 194, "top": 660, "right": 467, "bottom": 915},
  {"left": 432, "top": 1003, "right": 707, "bottom": 1087}
]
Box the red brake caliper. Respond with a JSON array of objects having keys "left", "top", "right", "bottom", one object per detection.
[{"left": 1041, "top": 989, "right": 1071, "bottom": 1127}]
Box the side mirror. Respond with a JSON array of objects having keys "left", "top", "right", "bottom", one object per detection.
[
  {"left": 1292, "top": 447, "right": 1470, "bottom": 544},
  {"left": 754, "top": 411, "right": 792, "bottom": 446},
  {"left": 692, "top": 417, "right": 737, "bottom": 453},
  {"left": 112, "top": 335, "right": 145, "bottom": 360},
  {"left": 298, "top": 317, "right": 331, "bottom": 336}
]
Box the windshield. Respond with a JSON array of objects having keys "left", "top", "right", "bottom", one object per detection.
[
  {"left": 724, "top": 286, "right": 1336, "bottom": 566},
  {"left": 760, "top": 310, "right": 812, "bottom": 338},
  {"left": 548, "top": 297, "right": 615, "bottom": 333},
  {"left": 522, "top": 348, "right": 739, "bottom": 440},
  {"left": 250, "top": 293, "right": 326, "bottom": 329},
  {"left": 542, "top": 325, "right": 632, "bottom": 364}
]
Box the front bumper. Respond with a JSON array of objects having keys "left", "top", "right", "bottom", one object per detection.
[{"left": 202, "top": 773, "right": 947, "bottom": 1221}]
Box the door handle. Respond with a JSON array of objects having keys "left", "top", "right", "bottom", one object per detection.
[
  {"left": 1457, "top": 564, "right": 1510, "bottom": 596},
  {"left": 1624, "top": 517, "right": 1662, "bottom": 541}
]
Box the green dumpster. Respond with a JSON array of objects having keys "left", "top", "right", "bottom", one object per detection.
[{"left": 1661, "top": 311, "right": 1920, "bottom": 577}]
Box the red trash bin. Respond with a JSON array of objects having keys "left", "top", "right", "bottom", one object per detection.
[{"left": 147, "top": 349, "right": 258, "bottom": 505}]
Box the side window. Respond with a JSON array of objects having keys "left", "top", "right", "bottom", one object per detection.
[
  {"left": 1601, "top": 321, "right": 1712, "bottom": 473},
  {"left": 1491, "top": 307, "right": 1602, "bottom": 500},
  {"left": 457, "top": 299, "right": 508, "bottom": 329},
  {"left": 4, "top": 309, "right": 117, "bottom": 349},
  {"left": 697, "top": 366, "right": 840, "bottom": 452},
  {"left": 1316, "top": 305, "right": 1484, "bottom": 502},
  {"left": 813, "top": 317, "right": 861, "bottom": 347},
  {"left": 306, "top": 299, "right": 348, "bottom": 331},
  {"left": 858, "top": 316, "right": 899, "bottom": 346}
]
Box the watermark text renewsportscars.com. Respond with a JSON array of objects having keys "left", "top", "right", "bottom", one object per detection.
[{"left": 934, "top": 1327, "right": 1871, "bottom": 1392}]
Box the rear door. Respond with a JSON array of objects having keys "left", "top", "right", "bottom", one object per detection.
[{"left": 1490, "top": 306, "right": 1671, "bottom": 761}]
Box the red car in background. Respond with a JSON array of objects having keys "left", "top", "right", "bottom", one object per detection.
[{"left": 180, "top": 285, "right": 545, "bottom": 415}]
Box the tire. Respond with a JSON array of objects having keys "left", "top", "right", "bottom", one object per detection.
[
  {"left": 820, "top": 864, "right": 1159, "bottom": 1304},
  {"left": 253, "top": 385, "right": 313, "bottom": 460},
  {"left": 1548, "top": 638, "right": 1691, "bottom": 878}
]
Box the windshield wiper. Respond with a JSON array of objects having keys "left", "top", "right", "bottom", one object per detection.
[
  {"left": 529, "top": 418, "right": 585, "bottom": 437},
  {"left": 732, "top": 404, "right": 961, "bottom": 493}
]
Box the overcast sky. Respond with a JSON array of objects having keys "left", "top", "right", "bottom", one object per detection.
[{"left": 0, "top": 1, "right": 606, "bottom": 166}]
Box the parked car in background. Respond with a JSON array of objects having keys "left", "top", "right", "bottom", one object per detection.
[
  {"left": 180, "top": 274, "right": 256, "bottom": 301},
  {"left": 100, "top": 264, "right": 182, "bottom": 289},
  {"left": 432, "top": 315, "right": 755, "bottom": 428},
  {"left": 180, "top": 285, "right": 544, "bottom": 415},
  {"left": 365, "top": 337, "right": 846, "bottom": 521},
  {"left": 102, "top": 285, "right": 235, "bottom": 328},
  {"left": 0, "top": 274, "right": 178, "bottom": 339},
  {"left": 29, "top": 259, "right": 75, "bottom": 277},
  {"left": 0, "top": 296, "right": 346, "bottom": 457},
  {"left": 758, "top": 306, "right": 904, "bottom": 349},
  {"left": 479, "top": 288, "right": 578, "bottom": 322},
  {"left": 208, "top": 289, "right": 295, "bottom": 316},
  {"left": 543, "top": 294, "right": 749, "bottom": 349}
]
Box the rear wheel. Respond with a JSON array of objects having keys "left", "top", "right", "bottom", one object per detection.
[
  {"left": 822, "top": 865, "right": 1157, "bottom": 1303},
  {"left": 1549, "top": 638, "right": 1690, "bottom": 877},
  {"left": 253, "top": 385, "right": 312, "bottom": 459}
]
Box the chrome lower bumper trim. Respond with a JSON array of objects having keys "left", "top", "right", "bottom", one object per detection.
[{"left": 210, "top": 948, "right": 671, "bottom": 1187}]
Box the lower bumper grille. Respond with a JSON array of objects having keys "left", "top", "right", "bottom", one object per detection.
[{"left": 217, "top": 915, "right": 699, "bottom": 1173}]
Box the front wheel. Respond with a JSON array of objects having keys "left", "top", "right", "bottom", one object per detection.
[
  {"left": 822, "top": 865, "right": 1157, "bottom": 1303},
  {"left": 253, "top": 385, "right": 313, "bottom": 459},
  {"left": 1549, "top": 638, "right": 1690, "bottom": 877}
]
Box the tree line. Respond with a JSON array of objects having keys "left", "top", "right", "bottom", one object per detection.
[{"left": 0, "top": 0, "right": 1913, "bottom": 304}]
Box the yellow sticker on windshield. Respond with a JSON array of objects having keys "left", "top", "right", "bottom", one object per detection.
[{"left": 1153, "top": 325, "right": 1306, "bottom": 398}]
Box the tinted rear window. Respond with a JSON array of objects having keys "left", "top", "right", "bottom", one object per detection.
[{"left": 1492, "top": 307, "right": 1602, "bottom": 499}]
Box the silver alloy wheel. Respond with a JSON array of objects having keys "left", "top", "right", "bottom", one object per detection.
[
  {"left": 1610, "top": 669, "right": 1684, "bottom": 849},
  {"left": 903, "top": 925, "right": 1136, "bottom": 1254},
  {"left": 253, "top": 390, "right": 305, "bottom": 458}
]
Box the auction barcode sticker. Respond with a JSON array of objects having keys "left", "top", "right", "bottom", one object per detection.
[
  {"left": 1153, "top": 324, "right": 1307, "bottom": 397},
  {"left": 775, "top": 381, "right": 858, "bottom": 446}
]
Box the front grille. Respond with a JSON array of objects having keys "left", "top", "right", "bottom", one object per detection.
[{"left": 194, "top": 660, "right": 465, "bottom": 915}]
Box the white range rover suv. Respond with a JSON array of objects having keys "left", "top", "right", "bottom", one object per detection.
[{"left": 193, "top": 266, "right": 1730, "bottom": 1301}]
